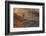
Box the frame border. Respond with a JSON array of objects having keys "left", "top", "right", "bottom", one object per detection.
[{"left": 5, "top": 1, "right": 45, "bottom": 35}]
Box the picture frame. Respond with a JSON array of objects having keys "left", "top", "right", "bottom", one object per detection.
[{"left": 5, "top": 1, "right": 45, "bottom": 35}]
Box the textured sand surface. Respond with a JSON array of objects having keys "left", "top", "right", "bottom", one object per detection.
[{"left": 13, "top": 8, "right": 39, "bottom": 28}]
